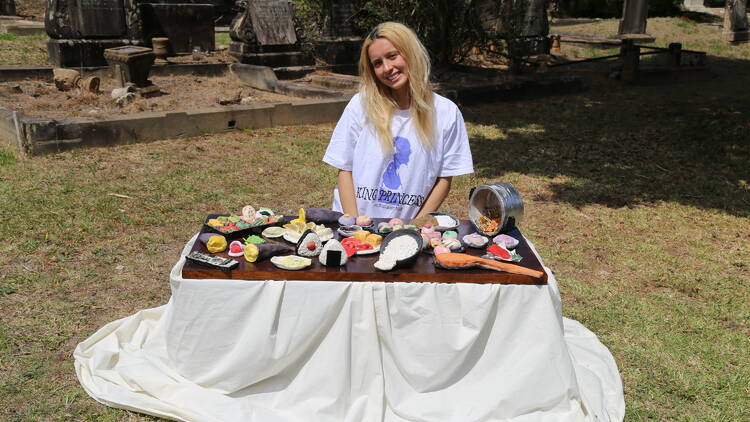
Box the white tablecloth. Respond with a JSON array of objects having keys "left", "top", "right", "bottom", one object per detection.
[{"left": 74, "top": 235, "right": 625, "bottom": 422}]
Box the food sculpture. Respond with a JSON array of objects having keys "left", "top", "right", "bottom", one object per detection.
[
  {"left": 206, "top": 205, "right": 280, "bottom": 234},
  {"left": 194, "top": 202, "right": 538, "bottom": 278},
  {"left": 244, "top": 243, "right": 290, "bottom": 263},
  {"left": 296, "top": 230, "right": 323, "bottom": 257},
  {"left": 435, "top": 253, "right": 543, "bottom": 279},
  {"left": 462, "top": 232, "right": 489, "bottom": 248},
  {"left": 319, "top": 239, "right": 347, "bottom": 266},
  {"left": 374, "top": 230, "right": 422, "bottom": 271},
  {"left": 271, "top": 255, "right": 312, "bottom": 270}
]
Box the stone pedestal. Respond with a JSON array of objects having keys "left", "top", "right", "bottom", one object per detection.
[
  {"left": 723, "top": 0, "right": 750, "bottom": 43},
  {"left": 104, "top": 45, "right": 155, "bottom": 87},
  {"left": 229, "top": 0, "right": 313, "bottom": 67},
  {"left": 0, "top": 0, "right": 16, "bottom": 16}
]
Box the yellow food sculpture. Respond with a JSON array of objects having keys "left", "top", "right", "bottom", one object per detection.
[
  {"left": 365, "top": 233, "right": 383, "bottom": 247},
  {"left": 244, "top": 243, "right": 259, "bottom": 262},
  {"left": 206, "top": 235, "right": 227, "bottom": 253},
  {"left": 353, "top": 230, "right": 370, "bottom": 242},
  {"left": 290, "top": 208, "right": 306, "bottom": 225}
]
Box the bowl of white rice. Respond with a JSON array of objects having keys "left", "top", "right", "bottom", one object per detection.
[{"left": 376, "top": 230, "right": 423, "bottom": 270}]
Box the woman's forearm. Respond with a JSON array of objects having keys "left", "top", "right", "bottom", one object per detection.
[
  {"left": 414, "top": 176, "right": 452, "bottom": 219},
  {"left": 337, "top": 170, "right": 359, "bottom": 217}
]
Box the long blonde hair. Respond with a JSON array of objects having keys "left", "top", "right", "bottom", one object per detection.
[{"left": 358, "top": 22, "right": 435, "bottom": 155}]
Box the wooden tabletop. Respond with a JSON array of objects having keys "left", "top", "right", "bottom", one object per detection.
[{"left": 182, "top": 218, "right": 547, "bottom": 285}]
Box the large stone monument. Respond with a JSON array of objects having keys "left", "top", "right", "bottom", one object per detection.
[
  {"left": 314, "top": 0, "right": 362, "bottom": 65},
  {"left": 229, "top": 0, "right": 313, "bottom": 67},
  {"left": 140, "top": 0, "right": 215, "bottom": 54},
  {"left": 618, "top": 0, "right": 653, "bottom": 41},
  {"left": 46, "top": 0, "right": 217, "bottom": 67},
  {"left": 722, "top": 0, "right": 750, "bottom": 43},
  {"left": 45, "top": 0, "right": 135, "bottom": 67},
  {"left": 479, "top": 0, "right": 549, "bottom": 57},
  {"left": 0, "top": 0, "right": 16, "bottom": 16}
]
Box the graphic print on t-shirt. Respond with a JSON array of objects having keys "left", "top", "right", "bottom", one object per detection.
[{"left": 379, "top": 136, "right": 411, "bottom": 204}]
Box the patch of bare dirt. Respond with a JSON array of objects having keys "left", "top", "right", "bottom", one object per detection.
[
  {"left": 14, "top": 0, "right": 45, "bottom": 19},
  {"left": 0, "top": 72, "right": 299, "bottom": 120}
]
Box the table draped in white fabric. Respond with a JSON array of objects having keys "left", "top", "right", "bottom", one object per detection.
[{"left": 74, "top": 235, "right": 625, "bottom": 422}]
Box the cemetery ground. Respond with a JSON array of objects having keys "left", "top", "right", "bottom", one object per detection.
[{"left": 1, "top": 16, "right": 749, "bottom": 422}]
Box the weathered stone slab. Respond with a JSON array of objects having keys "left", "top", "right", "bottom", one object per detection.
[
  {"left": 45, "top": 0, "right": 128, "bottom": 39},
  {"left": 723, "top": 0, "right": 750, "bottom": 43},
  {"left": 618, "top": 0, "right": 649, "bottom": 36},
  {"left": 229, "top": 0, "right": 312, "bottom": 66},
  {"left": 321, "top": 0, "right": 359, "bottom": 38},
  {"left": 47, "top": 39, "right": 131, "bottom": 68},
  {"left": 140, "top": 3, "right": 215, "bottom": 54},
  {"left": 249, "top": 0, "right": 297, "bottom": 45}
]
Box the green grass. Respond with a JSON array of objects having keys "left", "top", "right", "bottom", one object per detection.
[
  {"left": 215, "top": 32, "right": 231, "bottom": 46},
  {"left": 552, "top": 16, "right": 750, "bottom": 60},
  {"left": 0, "top": 32, "right": 48, "bottom": 65},
  {"left": 1, "top": 16, "right": 750, "bottom": 422}
]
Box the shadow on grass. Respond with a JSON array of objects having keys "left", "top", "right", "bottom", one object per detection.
[{"left": 462, "top": 55, "right": 750, "bottom": 217}]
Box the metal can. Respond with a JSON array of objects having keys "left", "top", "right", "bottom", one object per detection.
[{"left": 468, "top": 182, "right": 524, "bottom": 236}]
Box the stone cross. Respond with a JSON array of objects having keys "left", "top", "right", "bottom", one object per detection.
[
  {"left": 0, "top": 0, "right": 16, "bottom": 16},
  {"left": 618, "top": 0, "right": 649, "bottom": 36},
  {"left": 723, "top": 0, "right": 750, "bottom": 43}
]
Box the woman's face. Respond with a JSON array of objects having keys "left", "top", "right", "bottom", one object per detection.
[{"left": 368, "top": 37, "right": 409, "bottom": 95}]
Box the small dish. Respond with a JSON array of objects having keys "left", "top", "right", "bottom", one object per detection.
[
  {"left": 338, "top": 224, "right": 363, "bottom": 237},
  {"left": 356, "top": 246, "right": 380, "bottom": 255},
  {"left": 262, "top": 226, "right": 285, "bottom": 238},
  {"left": 426, "top": 212, "right": 460, "bottom": 231}
]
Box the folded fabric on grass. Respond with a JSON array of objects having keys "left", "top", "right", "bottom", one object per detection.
[{"left": 74, "top": 235, "right": 625, "bottom": 422}]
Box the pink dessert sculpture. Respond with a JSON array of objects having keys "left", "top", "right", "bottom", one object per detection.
[
  {"left": 493, "top": 234, "right": 519, "bottom": 249},
  {"left": 388, "top": 218, "right": 404, "bottom": 226},
  {"left": 433, "top": 245, "right": 451, "bottom": 255}
]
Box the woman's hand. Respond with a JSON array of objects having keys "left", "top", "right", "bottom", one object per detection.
[
  {"left": 337, "top": 170, "right": 359, "bottom": 217},
  {"left": 413, "top": 176, "right": 452, "bottom": 219}
]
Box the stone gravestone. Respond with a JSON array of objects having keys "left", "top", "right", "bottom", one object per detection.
[
  {"left": 475, "top": 0, "right": 502, "bottom": 36},
  {"left": 229, "top": 0, "right": 313, "bottom": 67},
  {"left": 618, "top": 0, "right": 652, "bottom": 40},
  {"left": 723, "top": 0, "right": 750, "bottom": 43},
  {"left": 46, "top": 0, "right": 218, "bottom": 67},
  {"left": 46, "top": 0, "right": 134, "bottom": 67},
  {"left": 0, "top": 0, "right": 16, "bottom": 16},
  {"left": 315, "top": 0, "right": 362, "bottom": 65},
  {"left": 139, "top": 1, "right": 215, "bottom": 54},
  {"left": 485, "top": 0, "right": 549, "bottom": 57}
]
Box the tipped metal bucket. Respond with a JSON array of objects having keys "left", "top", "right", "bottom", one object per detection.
[{"left": 468, "top": 182, "right": 524, "bottom": 236}]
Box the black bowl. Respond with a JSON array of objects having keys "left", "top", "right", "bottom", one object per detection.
[{"left": 379, "top": 229, "right": 423, "bottom": 268}]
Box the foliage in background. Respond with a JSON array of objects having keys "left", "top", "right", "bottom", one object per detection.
[{"left": 293, "top": 0, "right": 511, "bottom": 65}]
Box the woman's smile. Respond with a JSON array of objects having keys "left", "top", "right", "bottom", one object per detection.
[{"left": 368, "top": 38, "right": 409, "bottom": 96}]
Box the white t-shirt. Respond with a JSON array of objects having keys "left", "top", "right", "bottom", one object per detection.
[{"left": 323, "top": 93, "right": 474, "bottom": 219}]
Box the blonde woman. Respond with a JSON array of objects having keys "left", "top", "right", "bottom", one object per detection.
[{"left": 323, "top": 22, "right": 474, "bottom": 220}]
